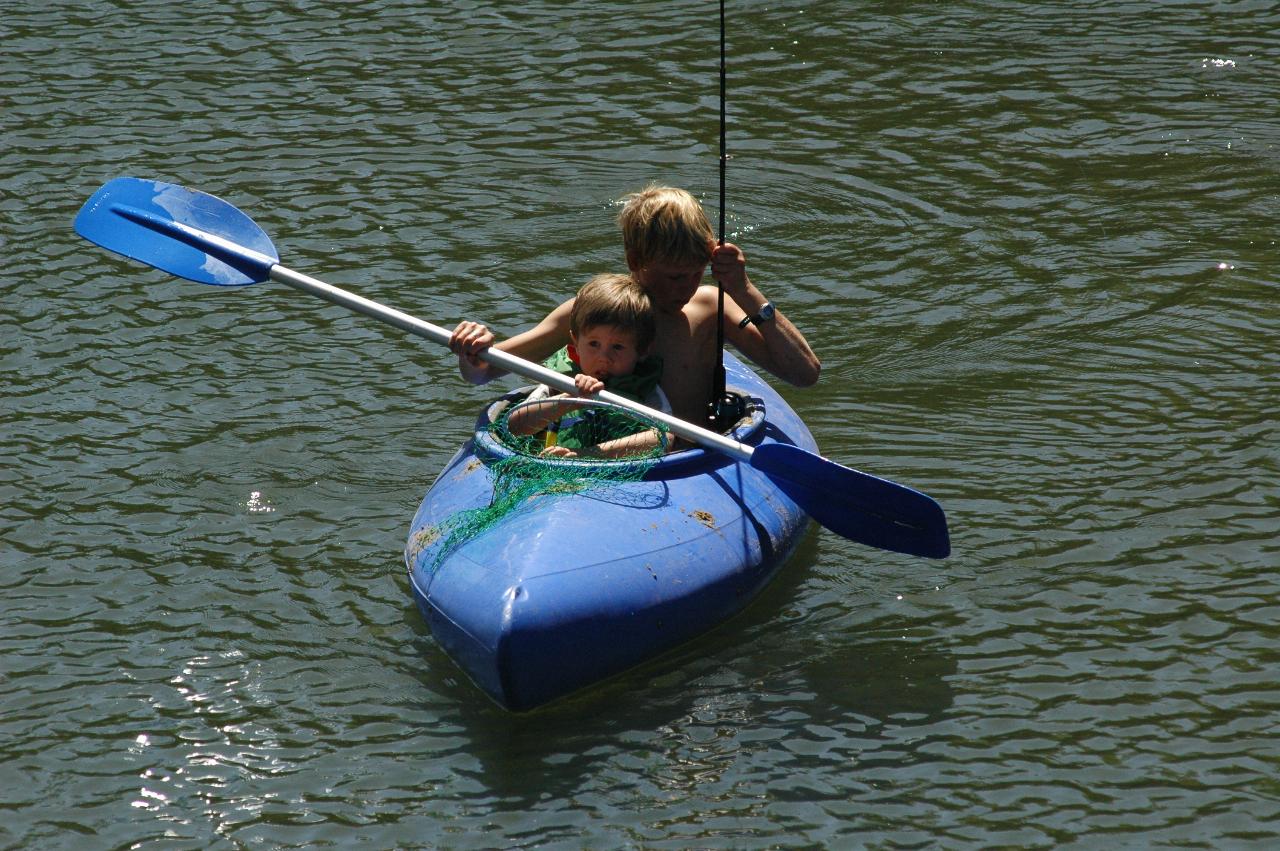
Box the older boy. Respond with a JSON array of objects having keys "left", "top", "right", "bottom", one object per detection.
[{"left": 450, "top": 184, "right": 820, "bottom": 425}]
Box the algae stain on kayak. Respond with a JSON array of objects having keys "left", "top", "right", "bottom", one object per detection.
[{"left": 407, "top": 526, "right": 442, "bottom": 561}]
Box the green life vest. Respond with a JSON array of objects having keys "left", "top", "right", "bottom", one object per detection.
[{"left": 540, "top": 347, "right": 664, "bottom": 450}]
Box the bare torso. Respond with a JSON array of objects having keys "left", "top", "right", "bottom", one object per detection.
[{"left": 653, "top": 286, "right": 721, "bottom": 424}]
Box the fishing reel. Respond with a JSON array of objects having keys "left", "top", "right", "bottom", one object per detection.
[{"left": 707, "top": 391, "right": 748, "bottom": 433}]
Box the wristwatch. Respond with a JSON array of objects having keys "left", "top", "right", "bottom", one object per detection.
[{"left": 738, "top": 302, "right": 776, "bottom": 329}]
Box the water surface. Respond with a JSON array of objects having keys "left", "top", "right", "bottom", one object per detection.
[{"left": 2, "top": 1, "right": 1277, "bottom": 847}]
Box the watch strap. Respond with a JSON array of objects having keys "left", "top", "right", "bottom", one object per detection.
[{"left": 738, "top": 302, "right": 776, "bottom": 328}]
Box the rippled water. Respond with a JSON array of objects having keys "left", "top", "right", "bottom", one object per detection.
[{"left": 3, "top": 1, "right": 1277, "bottom": 847}]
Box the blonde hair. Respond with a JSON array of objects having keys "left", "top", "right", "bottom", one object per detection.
[
  {"left": 570, "top": 273, "right": 656, "bottom": 352},
  {"left": 617, "top": 184, "right": 715, "bottom": 269}
]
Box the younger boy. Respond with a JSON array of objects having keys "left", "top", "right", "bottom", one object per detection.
[
  {"left": 449, "top": 184, "right": 820, "bottom": 426},
  {"left": 496, "top": 273, "right": 664, "bottom": 457}
]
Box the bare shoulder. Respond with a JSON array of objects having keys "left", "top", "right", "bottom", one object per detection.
[{"left": 683, "top": 285, "right": 723, "bottom": 322}]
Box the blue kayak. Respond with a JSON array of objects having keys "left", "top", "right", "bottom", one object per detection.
[{"left": 404, "top": 352, "right": 814, "bottom": 711}]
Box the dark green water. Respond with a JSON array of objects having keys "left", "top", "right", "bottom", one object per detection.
[{"left": 3, "top": 1, "right": 1277, "bottom": 847}]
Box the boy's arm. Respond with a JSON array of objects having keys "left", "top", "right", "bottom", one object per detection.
[
  {"left": 712, "top": 243, "right": 821, "bottom": 387},
  {"left": 726, "top": 303, "right": 821, "bottom": 388},
  {"left": 506, "top": 374, "right": 603, "bottom": 434},
  {"left": 450, "top": 298, "right": 575, "bottom": 384},
  {"left": 505, "top": 394, "right": 572, "bottom": 435}
]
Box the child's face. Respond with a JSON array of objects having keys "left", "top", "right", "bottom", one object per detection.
[
  {"left": 630, "top": 259, "right": 706, "bottom": 313},
  {"left": 570, "top": 324, "right": 645, "bottom": 381}
]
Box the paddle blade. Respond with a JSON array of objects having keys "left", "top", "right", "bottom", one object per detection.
[
  {"left": 74, "top": 177, "right": 278, "bottom": 286},
  {"left": 751, "top": 442, "right": 951, "bottom": 558}
]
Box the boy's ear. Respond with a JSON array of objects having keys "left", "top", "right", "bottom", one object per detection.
[{"left": 625, "top": 249, "right": 641, "bottom": 271}]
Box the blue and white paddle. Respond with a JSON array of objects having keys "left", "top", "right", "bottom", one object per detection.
[{"left": 74, "top": 177, "right": 951, "bottom": 558}]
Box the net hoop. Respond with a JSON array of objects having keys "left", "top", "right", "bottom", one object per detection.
[{"left": 488, "top": 396, "right": 671, "bottom": 469}]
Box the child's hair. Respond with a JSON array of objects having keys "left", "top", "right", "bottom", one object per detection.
[
  {"left": 617, "top": 184, "right": 715, "bottom": 269},
  {"left": 570, "top": 273, "right": 656, "bottom": 352}
]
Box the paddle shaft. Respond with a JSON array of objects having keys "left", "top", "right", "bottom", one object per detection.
[
  {"left": 93, "top": 186, "right": 752, "bottom": 461},
  {"left": 73, "top": 176, "right": 950, "bottom": 556},
  {"left": 267, "top": 265, "right": 755, "bottom": 463}
]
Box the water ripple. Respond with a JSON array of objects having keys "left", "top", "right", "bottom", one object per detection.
[{"left": 4, "top": 0, "right": 1279, "bottom": 847}]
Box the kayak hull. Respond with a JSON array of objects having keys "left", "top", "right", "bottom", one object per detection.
[{"left": 404, "top": 354, "right": 816, "bottom": 711}]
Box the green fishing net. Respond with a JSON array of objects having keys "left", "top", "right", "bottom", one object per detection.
[{"left": 424, "top": 396, "right": 671, "bottom": 572}]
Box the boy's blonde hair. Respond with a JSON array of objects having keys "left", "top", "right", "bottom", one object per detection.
[
  {"left": 570, "top": 273, "right": 657, "bottom": 352},
  {"left": 617, "top": 184, "right": 715, "bottom": 269}
]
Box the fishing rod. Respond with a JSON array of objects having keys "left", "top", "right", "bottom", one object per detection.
[{"left": 708, "top": 0, "right": 742, "bottom": 429}]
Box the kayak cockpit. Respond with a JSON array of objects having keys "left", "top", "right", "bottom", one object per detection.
[{"left": 471, "top": 386, "right": 766, "bottom": 480}]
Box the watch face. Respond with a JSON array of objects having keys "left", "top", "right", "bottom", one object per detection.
[{"left": 758, "top": 302, "right": 776, "bottom": 321}]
